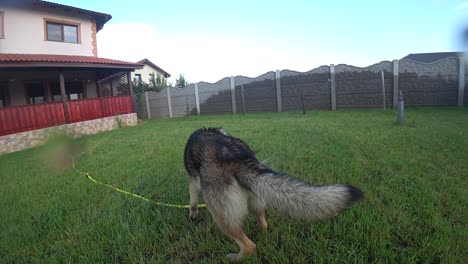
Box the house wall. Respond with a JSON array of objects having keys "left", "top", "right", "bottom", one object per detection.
[
  {"left": 0, "top": 70, "right": 98, "bottom": 106},
  {"left": 131, "top": 64, "right": 164, "bottom": 83},
  {"left": 0, "top": 3, "right": 95, "bottom": 56}
]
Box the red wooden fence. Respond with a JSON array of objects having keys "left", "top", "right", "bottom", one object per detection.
[{"left": 0, "top": 96, "right": 133, "bottom": 136}]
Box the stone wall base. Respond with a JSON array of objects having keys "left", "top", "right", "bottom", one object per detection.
[{"left": 0, "top": 113, "right": 137, "bottom": 155}]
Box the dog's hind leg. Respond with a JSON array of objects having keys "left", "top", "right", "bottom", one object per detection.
[
  {"left": 248, "top": 194, "right": 268, "bottom": 230},
  {"left": 256, "top": 209, "right": 268, "bottom": 231},
  {"left": 209, "top": 206, "right": 256, "bottom": 262},
  {"left": 205, "top": 182, "right": 256, "bottom": 262},
  {"left": 217, "top": 222, "right": 256, "bottom": 262},
  {"left": 189, "top": 176, "right": 201, "bottom": 219}
]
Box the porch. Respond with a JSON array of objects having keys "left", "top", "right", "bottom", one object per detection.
[{"left": 0, "top": 54, "right": 143, "bottom": 136}]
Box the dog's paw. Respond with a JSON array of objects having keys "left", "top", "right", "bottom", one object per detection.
[
  {"left": 189, "top": 206, "right": 199, "bottom": 219},
  {"left": 227, "top": 253, "right": 242, "bottom": 262}
]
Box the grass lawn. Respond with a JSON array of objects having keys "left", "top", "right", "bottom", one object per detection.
[{"left": 0, "top": 107, "right": 467, "bottom": 263}]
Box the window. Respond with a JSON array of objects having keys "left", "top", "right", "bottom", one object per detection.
[
  {"left": 25, "top": 83, "right": 46, "bottom": 104},
  {"left": 134, "top": 74, "right": 142, "bottom": 82},
  {"left": 0, "top": 11, "right": 4, "bottom": 39},
  {"left": 45, "top": 19, "right": 80, "bottom": 43}
]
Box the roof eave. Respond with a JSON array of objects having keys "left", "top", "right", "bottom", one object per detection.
[
  {"left": 0, "top": 62, "right": 143, "bottom": 70},
  {"left": 33, "top": 1, "right": 112, "bottom": 31}
]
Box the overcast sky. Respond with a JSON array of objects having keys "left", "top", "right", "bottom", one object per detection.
[{"left": 56, "top": 0, "right": 468, "bottom": 83}]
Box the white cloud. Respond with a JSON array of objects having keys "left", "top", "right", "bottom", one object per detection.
[{"left": 456, "top": 2, "right": 468, "bottom": 10}]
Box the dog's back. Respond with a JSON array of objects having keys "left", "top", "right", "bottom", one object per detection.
[
  {"left": 184, "top": 128, "right": 269, "bottom": 192},
  {"left": 184, "top": 128, "right": 363, "bottom": 262},
  {"left": 184, "top": 127, "right": 256, "bottom": 181}
]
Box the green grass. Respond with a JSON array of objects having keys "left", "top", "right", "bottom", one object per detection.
[{"left": 1, "top": 108, "right": 467, "bottom": 263}]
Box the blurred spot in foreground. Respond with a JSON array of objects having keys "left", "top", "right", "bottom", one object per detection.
[{"left": 38, "top": 133, "right": 81, "bottom": 171}]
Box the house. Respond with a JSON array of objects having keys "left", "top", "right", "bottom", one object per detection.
[
  {"left": 0, "top": 0, "right": 143, "bottom": 154},
  {"left": 132, "top": 58, "right": 170, "bottom": 83},
  {"left": 401, "top": 52, "right": 463, "bottom": 63}
]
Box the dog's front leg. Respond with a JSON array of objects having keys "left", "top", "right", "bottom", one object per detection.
[{"left": 189, "top": 176, "right": 201, "bottom": 219}]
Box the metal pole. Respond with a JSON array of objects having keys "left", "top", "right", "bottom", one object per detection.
[
  {"left": 381, "top": 71, "right": 386, "bottom": 110},
  {"left": 397, "top": 91, "right": 404, "bottom": 124}
]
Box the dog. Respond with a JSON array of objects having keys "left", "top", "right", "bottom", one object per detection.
[{"left": 184, "top": 128, "right": 363, "bottom": 262}]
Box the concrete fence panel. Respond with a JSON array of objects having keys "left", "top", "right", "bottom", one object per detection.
[{"left": 399, "top": 58, "right": 458, "bottom": 106}]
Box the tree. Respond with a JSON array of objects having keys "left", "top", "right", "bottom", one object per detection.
[
  {"left": 132, "top": 79, "right": 149, "bottom": 105},
  {"left": 132, "top": 79, "right": 149, "bottom": 95},
  {"left": 149, "top": 72, "right": 170, "bottom": 92},
  {"left": 175, "top": 74, "right": 190, "bottom": 88}
]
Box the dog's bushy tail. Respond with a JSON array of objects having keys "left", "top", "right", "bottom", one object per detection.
[{"left": 252, "top": 173, "right": 363, "bottom": 220}]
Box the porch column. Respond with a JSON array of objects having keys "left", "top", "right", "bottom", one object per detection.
[
  {"left": 59, "top": 70, "right": 71, "bottom": 123},
  {"left": 127, "top": 71, "right": 135, "bottom": 112},
  {"left": 44, "top": 80, "right": 52, "bottom": 102}
]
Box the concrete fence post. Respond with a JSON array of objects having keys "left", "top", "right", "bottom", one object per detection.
[
  {"left": 241, "top": 85, "right": 246, "bottom": 114},
  {"left": 275, "top": 70, "right": 282, "bottom": 112},
  {"left": 145, "top": 91, "right": 151, "bottom": 119},
  {"left": 458, "top": 55, "right": 465, "bottom": 107},
  {"left": 381, "top": 71, "right": 386, "bottom": 110},
  {"left": 393, "top": 59, "right": 399, "bottom": 108},
  {"left": 194, "top": 83, "right": 200, "bottom": 115},
  {"left": 167, "top": 87, "right": 173, "bottom": 118},
  {"left": 330, "top": 64, "right": 336, "bottom": 111},
  {"left": 230, "top": 76, "right": 237, "bottom": 114}
]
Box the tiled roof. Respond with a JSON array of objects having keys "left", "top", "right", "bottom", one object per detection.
[
  {"left": 136, "top": 58, "right": 171, "bottom": 77},
  {"left": 0, "top": 54, "right": 143, "bottom": 69}
]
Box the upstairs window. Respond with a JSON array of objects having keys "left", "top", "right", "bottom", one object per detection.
[{"left": 45, "top": 19, "right": 80, "bottom": 43}]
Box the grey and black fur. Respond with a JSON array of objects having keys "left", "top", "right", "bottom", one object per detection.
[{"left": 184, "top": 128, "right": 363, "bottom": 262}]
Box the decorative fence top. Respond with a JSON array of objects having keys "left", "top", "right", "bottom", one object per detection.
[{"left": 135, "top": 56, "right": 467, "bottom": 119}]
